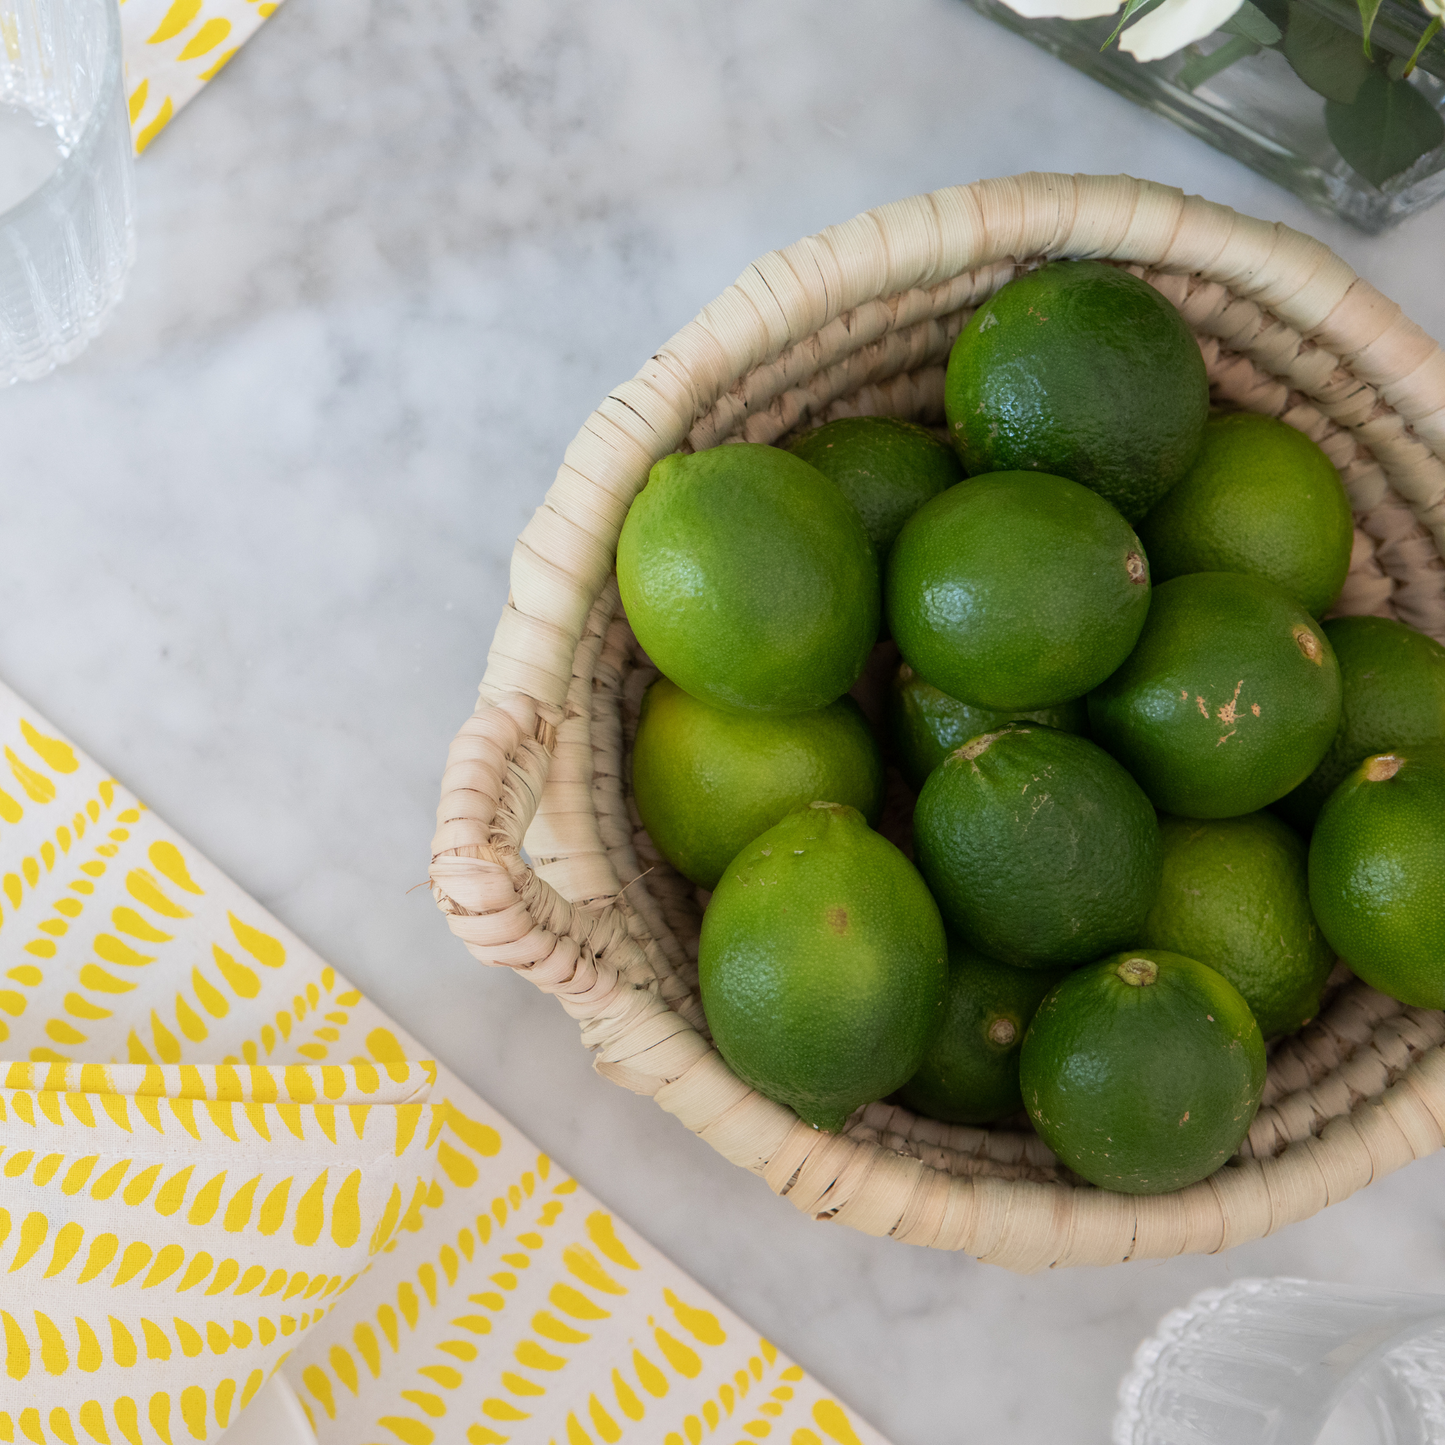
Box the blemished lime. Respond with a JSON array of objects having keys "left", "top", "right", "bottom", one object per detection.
[
  {"left": 784, "top": 416, "right": 962, "bottom": 558},
  {"left": 897, "top": 941, "right": 1067, "bottom": 1124},
  {"left": 616, "top": 444, "right": 878, "bottom": 714},
  {"left": 1275, "top": 615, "right": 1445, "bottom": 832},
  {"left": 944, "top": 260, "right": 1209, "bottom": 523},
  {"left": 631, "top": 676, "right": 884, "bottom": 890},
  {"left": 698, "top": 803, "right": 948, "bottom": 1132},
  {"left": 912, "top": 725, "right": 1162, "bottom": 968},
  {"left": 1019, "top": 949, "right": 1266, "bottom": 1194},
  {"left": 1139, "top": 812, "right": 1333, "bottom": 1038},
  {"left": 1088, "top": 572, "right": 1342, "bottom": 818},
  {"left": 1136, "top": 411, "right": 1353, "bottom": 617},
  {"left": 886, "top": 661, "right": 1089, "bottom": 791},
  {"left": 1308, "top": 745, "right": 1445, "bottom": 1009},
  {"left": 886, "top": 471, "right": 1150, "bottom": 710}
]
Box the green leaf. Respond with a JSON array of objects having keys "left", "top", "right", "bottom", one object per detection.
[
  {"left": 1103, "top": 0, "right": 1168, "bottom": 50},
  {"left": 1355, "top": 0, "right": 1384, "bottom": 57},
  {"left": 1325, "top": 68, "right": 1445, "bottom": 186},
  {"left": 1284, "top": 2, "right": 1377, "bottom": 103},
  {"left": 1221, "top": 2, "right": 1282, "bottom": 45},
  {"left": 1178, "top": 34, "right": 1263, "bottom": 88},
  {"left": 1405, "top": 14, "right": 1444, "bottom": 77}
]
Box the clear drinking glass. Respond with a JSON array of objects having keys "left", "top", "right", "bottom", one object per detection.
[
  {"left": 0, "top": 0, "right": 135, "bottom": 384},
  {"left": 1115, "top": 1277, "right": 1445, "bottom": 1444}
]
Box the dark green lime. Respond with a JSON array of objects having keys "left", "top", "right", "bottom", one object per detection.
[
  {"left": 1088, "top": 573, "right": 1342, "bottom": 818},
  {"left": 1020, "top": 950, "right": 1266, "bottom": 1194},
  {"left": 886, "top": 471, "right": 1151, "bottom": 710},
  {"left": 886, "top": 661, "right": 1089, "bottom": 791},
  {"left": 944, "top": 261, "right": 1209, "bottom": 522},
  {"left": 897, "top": 942, "right": 1067, "bottom": 1124},
  {"left": 912, "top": 725, "right": 1162, "bottom": 968},
  {"left": 784, "top": 416, "right": 962, "bottom": 558},
  {"left": 1276, "top": 615, "right": 1445, "bottom": 832}
]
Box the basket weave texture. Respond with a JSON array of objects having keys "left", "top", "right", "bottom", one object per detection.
[{"left": 431, "top": 173, "right": 1445, "bottom": 1271}]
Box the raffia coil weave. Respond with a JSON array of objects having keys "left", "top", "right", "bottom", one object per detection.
[{"left": 431, "top": 174, "right": 1445, "bottom": 1271}]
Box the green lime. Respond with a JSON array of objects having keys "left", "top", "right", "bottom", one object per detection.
[
  {"left": 699, "top": 803, "right": 947, "bottom": 1132},
  {"left": 1019, "top": 949, "right": 1266, "bottom": 1194},
  {"left": 1308, "top": 745, "right": 1445, "bottom": 1008},
  {"left": 1275, "top": 616, "right": 1445, "bottom": 832},
  {"left": 632, "top": 676, "right": 885, "bottom": 890},
  {"left": 885, "top": 471, "right": 1150, "bottom": 710},
  {"left": 912, "top": 725, "right": 1161, "bottom": 968},
  {"left": 617, "top": 444, "right": 878, "bottom": 714},
  {"left": 886, "top": 661, "right": 1089, "bottom": 791},
  {"left": 1135, "top": 412, "right": 1353, "bottom": 617},
  {"left": 784, "top": 416, "right": 962, "bottom": 558},
  {"left": 1139, "top": 813, "right": 1333, "bottom": 1038},
  {"left": 1088, "top": 573, "right": 1342, "bottom": 818},
  {"left": 896, "top": 941, "right": 1067, "bottom": 1124},
  {"left": 945, "top": 261, "right": 1209, "bottom": 522}
]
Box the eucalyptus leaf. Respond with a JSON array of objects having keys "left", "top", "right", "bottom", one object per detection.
[
  {"left": 1284, "top": 2, "right": 1377, "bottom": 103},
  {"left": 1325, "top": 69, "right": 1445, "bottom": 186},
  {"left": 1355, "top": 0, "right": 1384, "bottom": 57},
  {"left": 1103, "top": 0, "right": 1168, "bottom": 49},
  {"left": 1221, "top": 2, "right": 1282, "bottom": 45},
  {"left": 1179, "top": 34, "right": 1263, "bottom": 88}
]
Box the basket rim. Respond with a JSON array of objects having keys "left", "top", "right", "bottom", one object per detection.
[{"left": 430, "top": 172, "right": 1445, "bottom": 1271}]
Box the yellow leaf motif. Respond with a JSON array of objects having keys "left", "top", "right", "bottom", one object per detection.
[
  {"left": 229, "top": 913, "right": 285, "bottom": 968},
  {"left": 126, "top": 870, "right": 191, "bottom": 919},
  {"left": 148, "top": 840, "right": 203, "bottom": 894},
  {"left": 6, "top": 748, "right": 55, "bottom": 803},
  {"left": 128, "top": 77, "right": 149, "bottom": 123},
  {"left": 332, "top": 1169, "right": 362, "bottom": 1248},
  {"left": 35, "top": 1312, "right": 67, "bottom": 1374},
  {"left": 75, "top": 1318, "right": 102, "bottom": 1373},
  {"left": 10, "top": 1211, "right": 48, "bottom": 1271},
  {"left": 19, "top": 719, "right": 77, "bottom": 773},
  {"left": 2, "top": 1311, "right": 29, "bottom": 1378},
  {"left": 562, "top": 1245, "right": 627, "bottom": 1296},
  {"left": 223, "top": 1175, "right": 262, "bottom": 1233},
  {"left": 76, "top": 1233, "right": 118, "bottom": 1284},
  {"left": 177, "top": 15, "right": 230, "bottom": 58},
  {"left": 147, "top": 0, "right": 200, "bottom": 43},
  {"left": 259, "top": 1177, "right": 292, "bottom": 1236},
  {"left": 652, "top": 1326, "right": 702, "bottom": 1379},
  {"left": 211, "top": 945, "right": 259, "bottom": 998},
  {"left": 664, "top": 1287, "right": 726, "bottom": 1346},
  {"left": 585, "top": 1212, "right": 641, "bottom": 1271},
  {"left": 812, "top": 1401, "right": 865, "bottom": 1445}
]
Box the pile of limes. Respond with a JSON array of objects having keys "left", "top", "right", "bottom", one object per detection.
[{"left": 616, "top": 260, "right": 1445, "bottom": 1196}]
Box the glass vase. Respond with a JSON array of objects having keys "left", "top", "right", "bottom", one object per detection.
[{"left": 964, "top": 0, "right": 1445, "bottom": 232}]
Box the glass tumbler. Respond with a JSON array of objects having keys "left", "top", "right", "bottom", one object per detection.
[
  {"left": 1115, "top": 1277, "right": 1445, "bottom": 1444},
  {"left": 0, "top": 0, "right": 135, "bottom": 384}
]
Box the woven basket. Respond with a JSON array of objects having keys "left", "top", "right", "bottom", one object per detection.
[{"left": 431, "top": 173, "right": 1445, "bottom": 1271}]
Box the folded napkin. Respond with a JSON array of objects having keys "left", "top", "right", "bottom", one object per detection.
[
  {"left": 121, "top": 0, "right": 288, "bottom": 154},
  {"left": 0, "top": 686, "right": 886, "bottom": 1445}
]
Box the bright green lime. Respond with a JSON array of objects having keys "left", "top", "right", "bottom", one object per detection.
[
  {"left": 616, "top": 444, "right": 878, "bottom": 714},
  {"left": 912, "top": 725, "right": 1162, "bottom": 968},
  {"left": 944, "top": 261, "right": 1209, "bottom": 522},
  {"left": 784, "top": 416, "right": 962, "bottom": 559},
  {"left": 897, "top": 942, "right": 1067, "bottom": 1124},
  {"left": 632, "top": 676, "right": 884, "bottom": 890},
  {"left": 1020, "top": 949, "right": 1266, "bottom": 1194},
  {"left": 886, "top": 471, "right": 1151, "bottom": 710},
  {"left": 1276, "top": 615, "right": 1445, "bottom": 832},
  {"left": 699, "top": 804, "right": 947, "bottom": 1132},
  {"left": 886, "top": 661, "right": 1089, "bottom": 791},
  {"left": 1309, "top": 745, "right": 1445, "bottom": 1008},
  {"left": 1136, "top": 412, "right": 1353, "bottom": 617},
  {"left": 1139, "top": 813, "right": 1333, "bottom": 1038},
  {"left": 1088, "top": 573, "right": 1342, "bottom": 818}
]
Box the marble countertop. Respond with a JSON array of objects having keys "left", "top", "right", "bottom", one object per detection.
[{"left": 6, "top": 2, "right": 1445, "bottom": 1440}]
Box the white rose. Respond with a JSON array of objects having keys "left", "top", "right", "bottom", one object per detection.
[
  {"left": 997, "top": 0, "right": 1124, "bottom": 19},
  {"left": 1421, "top": 0, "right": 1444, "bottom": 18},
  {"left": 1119, "top": 0, "right": 1248, "bottom": 59}
]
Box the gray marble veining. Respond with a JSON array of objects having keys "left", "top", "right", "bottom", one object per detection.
[{"left": 3, "top": 3, "right": 1443, "bottom": 1440}]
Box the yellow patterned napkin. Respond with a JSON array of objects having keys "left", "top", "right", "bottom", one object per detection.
[
  {"left": 0, "top": 687, "right": 887, "bottom": 1445},
  {"left": 121, "top": 0, "right": 286, "bottom": 155}
]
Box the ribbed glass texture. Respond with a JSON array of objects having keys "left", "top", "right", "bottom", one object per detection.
[
  {"left": 0, "top": 0, "right": 135, "bottom": 384},
  {"left": 1115, "top": 1277, "right": 1445, "bottom": 1445}
]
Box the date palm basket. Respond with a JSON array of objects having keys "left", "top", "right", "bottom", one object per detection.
[{"left": 430, "top": 172, "right": 1445, "bottom": 1271}]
